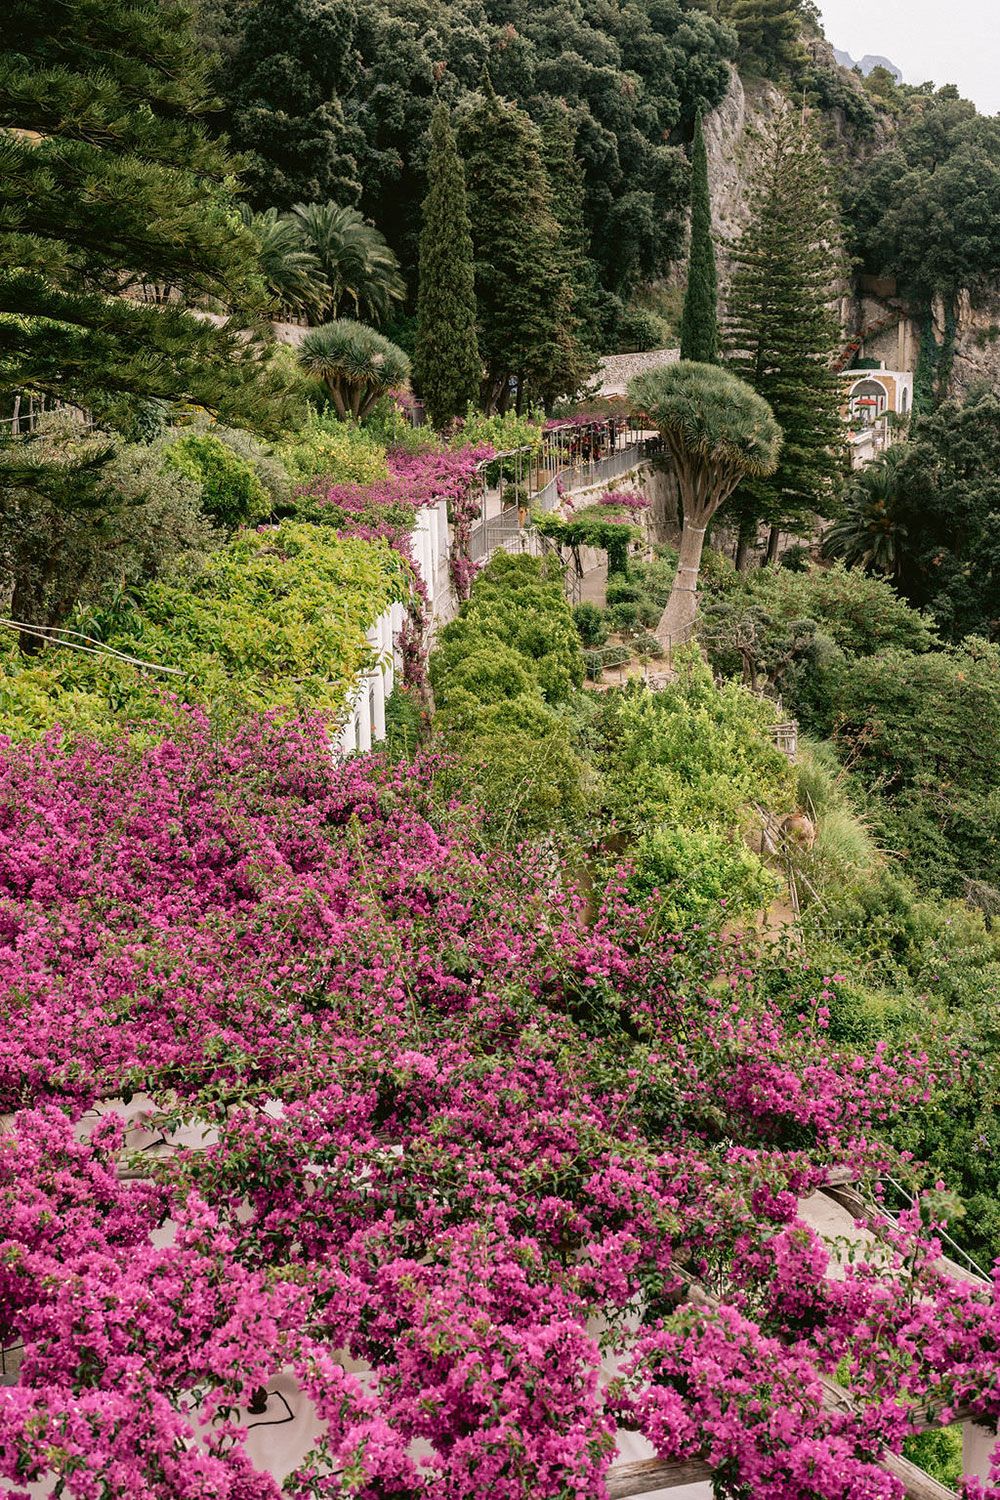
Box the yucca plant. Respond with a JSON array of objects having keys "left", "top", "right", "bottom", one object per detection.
[
  {"left": 629, "top": 361, "right": 782, "bottom": 644},
  {"left": 289, "top": 203, "right": 406, "bottom": 324},
  {"left": 239, "top": 206, "right": 329, "bottom": 319},
  {"left": 299, "top": 320, "right": 411, "bottom": 420}
]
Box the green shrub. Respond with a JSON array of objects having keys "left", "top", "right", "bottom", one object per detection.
[
  {"left": 573, "top": 602, "right": 609, "bottom": 647},
  {"left": 163, "top": 433, "right": 270, "bottom": 528},
  {"left": 606, "top": 576, "right": 642, "bottom": 606},
  {"left": 278, "top": 411, "right": 389, "bottom": 485},
  {"left": 632, "top": 632, "right": 664, "bottom": 659},
  {"left": 584, "top": 650, "right": 606, "bottom": 681},
  {"left": 607, "top": 601, "right": 640, "bottom": 635},
  {"left": 0, "top": 524, "right": 410, "bottom": 740}
]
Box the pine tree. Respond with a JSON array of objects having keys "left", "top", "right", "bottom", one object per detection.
[
  {"left": 459, "top": 79, "right": 581, "bottom": 413},
  {"left": 0, "top": 0, "right": 292, "bottom": 645},
  {"left": 724, "top": 115, "right": 846, "bottom": 564},
  {"left": 679, "top": 112, "right": 719, "bottom": 364},
  {"left": 0, "top": 0, "right": 289, "bottom": 429},
  {"left": 218, "top": 0, "right": 361, "bottom": 209},
  {"left": 414, "top": 105, "right": 481, "bottom": 430}
]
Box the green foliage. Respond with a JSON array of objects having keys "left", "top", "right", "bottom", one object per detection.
[
  {"left": 217, "top": 0, "right": 361, "bottom": 208},
  {"left": 288, "top": 202, "right": 406, "bottom": 326},
  {"left": 207, "top": 0, "right": 735, "bottom": 311},
  {"left": 597, "top": 653, "right": 793, "bottom": 925},
  {"left": 573, "top": 603, "right": 609, "bottom": 648},
  {"left": 699, "top": 561, "right": 937, "bottom": 729},
  {"left": 830, "top": 637, "right": 1000, "bottom": 894},
  {"left": 0, "top": 0, "right": 293, "bottom": 432},
  {"left": 845, "top": 88, "right": 1000, "bottom": 299},
  {"left": 877, "top": 391, "right": 1000, "bottom": 641},
  {"left": 614, "top": 308, "right": 674, "bottom": 354},
  {"left": 414, "top": 105, "right": 481, "bottom": 429},
  {"left": 163, "top": 433, "right": 269, "bottom": 528},
  {"left": 459, "top": 82, "right": 585, "bottom": 412},
  {"left": 536, "top": 505, "right": 642, "bottom": 579},
  {"left": 724, "top": 116, "right": 846, "bottom": 545},
  {"left": 430, "top": 552, "right": 587, "bottom": 835},
  {"left": 719, "top": 0, "right": 810, "bottom": 80},
  {"left": 0, "top": 420, "right": 216, "bottom": 647},
  {"left": 903, "top": 1428, "right": 962, "bottom": 1489},
  {"left": 278, "top": 411, "right": 389, "bottom": 485},
  {"left": 679, "top": 113, "right": 719, "bottom": 364},
  {"left": 0, "top": 524, "right": 410, "bottom": 740},
  {"left": 383, "top": 685, "right": 426, "bottom": 761},
  {"left": 239, "top": 205, "right": 329, "bottom": 318},
  {"left": 823, "top": 447, "right": 908, "bottom": 577},
  {"left": 299, "top": 321, "right": 411, "bottom": 422},
  {"left": 451, "top": 407, "right": 543, "bottom": 456}
]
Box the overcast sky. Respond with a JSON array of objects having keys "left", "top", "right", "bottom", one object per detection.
[{"left": 816, "top": 0, "right": 1000, "bottom": 116}]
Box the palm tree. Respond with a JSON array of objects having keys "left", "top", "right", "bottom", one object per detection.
[
  {"left": 299, "top": 319, "right": 411, "bottom": 420},
  {"left": 289, "top": 203, "right": 406, "bottom": 325},
  {"left": 823, "top": 447, "right": 908, "bottom": 576},
  {"left": 239, "top": 206, "right": 329, "bottom": 319},
  {"left": 629, "top": 361, "right": 782, "bottom": 646}
]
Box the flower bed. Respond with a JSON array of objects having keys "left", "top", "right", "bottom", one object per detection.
[{"left": 2, "top": 718, "right": 1000, "bottom": 1497}]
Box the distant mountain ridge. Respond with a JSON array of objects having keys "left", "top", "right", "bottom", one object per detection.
[{"left": 832, "top": 47, "right": 903, "bottom": 83}]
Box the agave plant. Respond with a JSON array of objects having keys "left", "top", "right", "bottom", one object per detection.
[
  {"left": 289, "top": 202, "right": 406, "bottom": 325},
  {"left": 823, "top": 447, "right": 908, "bottom": 576},
  {"left": 299, "top": 319, "right": 411, "bottom": 420},
  {"left": 239, "top": 205, "right": 329, "bottom": 319}
]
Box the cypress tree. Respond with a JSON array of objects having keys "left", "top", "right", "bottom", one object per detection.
[
  {"left": 680, "top": 112, "right": 719, "bottom": 364},
  {"left": 459, "top": 78, "right": 580, "bottom": 412},
  {"left": 414, "top": 104, "right": 481, "bottom": 430},
  {"left": 724, "top": 114, "right": 845, "bottom": 564},
  {"left": 539, "top": 108, "right": 600, "bottom": 405}
]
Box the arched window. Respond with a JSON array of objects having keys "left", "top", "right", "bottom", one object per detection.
[
  {"left": 849, "top": 378, "right": 889, "bottom": 427},
  {"left": 900, "top": 386, "right": 910, "bottom": 415}
]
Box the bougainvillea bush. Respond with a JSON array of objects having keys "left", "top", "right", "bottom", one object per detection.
[{"left": 1, "top": 715, "right": 1000, "bottom": 1497}]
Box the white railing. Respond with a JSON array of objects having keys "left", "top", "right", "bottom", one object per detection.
[{"left": 335, "top": 497, "right": 449, "bottom": 756}]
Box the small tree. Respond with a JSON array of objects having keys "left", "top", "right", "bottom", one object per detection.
[
  {"left": 299, "top": 320, "right": 410, "bottom": 420},
  {"left": 629, "top": 362, "right": 781, "bottom": 644},
  {"left": 414, "top": 105, "right": 481, "bottom": 430},
  {"left": 679, "top": 112, "right": 719, "bottom": 364}
]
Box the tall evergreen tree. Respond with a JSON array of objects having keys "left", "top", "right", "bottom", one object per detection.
[
  {"left": 414, "top": 105, "right": 481, "bottom": 430},
  {"left": 724, "top": 115, "right": 845, "bottom": 565},
  {"left": 539, "top": 108, "right": 600, "bottom": 404},
  {"left": 459, "top": 79, "right": 581, "bottom": 413},
  {"left": 0, "top": 0, "right": 292, "bottom": 645},
  {"left": 219, "top": 0, "right": 361, "bottom": 209},
  {"left": 680, "top": 112, "right": 719, "bottom": 364},
  {"left": 0, "top": 0, "right": 289, "bottom": 428}
]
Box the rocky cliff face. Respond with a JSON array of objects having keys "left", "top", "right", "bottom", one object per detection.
[{"left": 698, "top": 66, "right": 1000, "bottom": 399}]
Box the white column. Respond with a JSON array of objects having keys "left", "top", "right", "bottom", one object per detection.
[
  {"left": 370, "top": 670, "right": 386, "bottom": 741},
  {"left": 416, "top": 517, "right": 434, "bottom": 603},
  {"left": 390, "top": 601, "right": 405, "bottom": 675},
  {"left": 339, "top": 711, "right": 357, "bottom": 755},
  {"left": 379, "top": 610, "right": 394, "bottom": 696},
  {"left": 963, "top": 1421, "right": 999, "bottom": 1484},
  {"left": 356, "top": 681, "right": 372, "bottom": 752}
]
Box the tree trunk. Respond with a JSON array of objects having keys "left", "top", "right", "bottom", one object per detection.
[
  {"left": 734, "top": 516, "right": 757, "bottom": 573},
  {"left": 765, "top": 524, "right": 781, "bottom": 564},
  {"left": 655, "top": 518, "right": 706, "bottom": 650}
]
